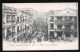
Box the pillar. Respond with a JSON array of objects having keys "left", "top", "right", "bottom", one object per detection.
[
  {"left": 62, "top": 25, "right": 65, "bottom": 29},
  {"left": 71, "top": 25, "right": 74, "bottom": 30},
  {"left": 72, "top": 16, "right": 74, "bottom": 21},
  {"left": 4, "top": 14, "right": 6, "bottom": 25},
  {"left": 54, "top": 32, "right": 57, "bottom": 37},
  {"left": 4, "top": 27, "right": 7, "bottom": 40},
  {"left": 62, "top": 16, "right": 65, "bottom": 21},
  {"left": 15, "top": 37, "right": 17, "bottom": 42},
  {"left": 62, "top": 32, "right": 66, "bottom": 40},
  {"left": 70, "top": 33, "right": 74, "bottom": 40},
  {"left": 15, "top": 26, "right": 17, "bottom": 35},
  {"left": 11, "top": 27, "right": 12, "bottom": 38},
  {"left": 48, "top": 31, "right": 50, "bottom": 41},
  {"left": 54, "top": 23, "right": 57, "bottom": 29}
]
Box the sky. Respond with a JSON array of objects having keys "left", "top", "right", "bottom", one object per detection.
[{"left": 3, "top": 3, "right": 78, "bottom": 12}]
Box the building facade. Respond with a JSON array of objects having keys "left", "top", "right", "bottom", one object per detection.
[
  {"left": 2, "top": 5, "right": 33, "bottom": 42},
  {"left": 48, "top": 8, "right": 78, "bottom": 41}
]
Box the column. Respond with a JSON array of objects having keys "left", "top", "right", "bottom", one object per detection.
[
  {"left": 54, "top": 32, "right": 57, "bottom": 37},
  {"left": 4, "top": 14, "right": 6, "bottom": 25},
  {"left": 70, "top": 33, "right": 74, "bottom": 40},
  {"left": 48, "top": 23, "right": 50, "bottom": 30},
  {"left": 62, "top": 25, "right": 65, "bottom": 29},
  {"left": 62, "top": 32, "right": 66, "bottom": 40},
  {"left": 15, "top": 26, "right": 17, "bottom": 35},
  {"left": 14, "top": 37, "right": 17, "bottom": 42},
  {"left": 4, "top": 27, "right": 7, "bottom": 40},
  {"left": 48, "top": 31, "right": 50, "bottom": 41},
  {"left": 54, "top": 32, "right": 57, "bottom": 40},
  {"left": 62, "top": 16, "right": 65, "bottom": 21},
  {"left": 72, "top": 16, "right": 74, "bottom": 21},
  {"left": 54, "top": 16, "right": 56, "bottom": 22},
  {"left": 71, "top": 25, "right": 74, "bottom": 30},
  {"left": 54, "top": 23, "right": 57, "bottom": 30},
  {"left": 11, "top": 27, "right": 12, "bottom": 38}
]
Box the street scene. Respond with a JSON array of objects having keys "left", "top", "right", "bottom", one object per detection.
[{"left": 2, "top": 3, "right": 78, "bottom": 44}]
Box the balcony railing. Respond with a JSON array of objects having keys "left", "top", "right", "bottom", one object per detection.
[
  {"left": 50, "top": 20, "right": 54, "bottom": 22},
  {"left": 54, "top": 28, "right": 77, "bottom": 32},
  {"left": 55, "top": 28, "right": 63, "bottom": 31},
  {"left": 55, "top": 20, "right": 63, "bottom": 25},
  {"left": 62, "top": 28, "right": 74, "bottom": 32},
  {"left": 49, "top": 27, "right": 54, "bottom": 30},
  {"left": 72, "top": 28, "right": 77, "bottom": 32},
  {"left": 64, "top": 20, "right": 73, "bottom": 23}
]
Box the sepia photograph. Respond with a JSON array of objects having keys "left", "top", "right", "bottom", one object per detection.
[{"left": 2, "top": 3, "right": 78, "bottom": 50}]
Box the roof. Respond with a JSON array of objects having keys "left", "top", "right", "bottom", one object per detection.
[
  {"left": 47, "top": 7, "right": 76, "bottom": 16},
  {"left": 54, "top": 7, "right": 77, "bottom": 15}
]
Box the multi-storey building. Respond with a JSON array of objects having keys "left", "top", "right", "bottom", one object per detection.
[
  {"left": 2, "top": 5, "right": 33, "bottom": 42},
  {"left": 47, "top": 8, "right": 78, "bottom": 41}
]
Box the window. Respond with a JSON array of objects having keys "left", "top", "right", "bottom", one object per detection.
[
  {"left": 27, "top": 26, "right": 29, "bottom": 30},
  {"left": 65, "top": 25, "right": 70, "bottom": 30},
  {"left": 20, "top": 17, "right": 22, "bottom": 22},
  {"left": 7, "top": 27, "right": 11, "bottom": 36},
  {"left": 20, "top": 25, "right": 22, "bottom": 31},
  {"left": 74, "top": 32, "right": 77, "bottom": 37},
  {"left": 57, "top": 32, "right": 62, "bottom": 37},
  {"left": 65, "top": 32, "right": 70, "bottom": 37},
  {"left": 50, "top": 31, "right": 54, "bottom": 38},
  {"left": 67, "top": 11, "right": 69, "bottom": 13},
  {"left": 50, "top": 16, "right": 54, "bottom": 20},
  {"left": 57, "top": 25, "right": 62, "bottom": 30},
  {"left": 50, "top": 10, "right": 54, "bottom": 13},
  {"left": 74, "top": 16, "right": 77, "bottom": 20},
  {"left": 6, "top": 15, "right": 11, "bottom": 23},
  {"left": 67, "top": 17, "right": 69, "bottom": 20},
  {"left": 64, "top": 16, "right": 69, "bottom": 20},
  {"left": 17, "top": 26, "right": 19, "bottom": 33},
  {"left": 12, "top": 26, "right": 15, "bottom": 37},
  {"left": 50, "top": 16, "right": 54, "bottom": 22},
  {"left": 12, "top": 26, "right": 15, "bottom": 32},
  {"left": 12, "top": 15, "right": 15, "bottom": 23},
  {"left": 57, "top": 16, "right": 62, "bottom": 20},
  {"left": 74, "top": 25, "right": 77, "bottom": 29},
  {"left": 25, "top": 25, "right": 26, "bottom": 31},
  {"left": 50, "top": 24, "right": 54, "bottom": 29},
  {"left": 69, "top": 16, "right": 72, "bottom": 20},
  {"left": 17, "top": 17, "right": 19, "bottom": 22},
  {"left": 2, "top": 14, "right": 4, "bottom": 19},
  {"left": 23, "top": 16, "right": 24, "bottom": 21}
]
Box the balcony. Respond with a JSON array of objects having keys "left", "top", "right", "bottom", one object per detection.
[
  {"left": 62, "top": 28, "right": 73, "bottom": 32},
  {"left": 55, "top": 20, "right": 63, "bottom": 25},
  {"left": 50, "top": 20, "right": 54, "bottom": 22},
  {"left": 55, "top": 28, "right": 63, "bottom": 31},
  {"left": 64, "top": 20, "right": 73, "bottom": 23},
  {"left": 54, "top": 28, "right": 76, "bottom": 32},
  {"left": 49, "top": 27, "right": 54, "bottom": 30}
]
